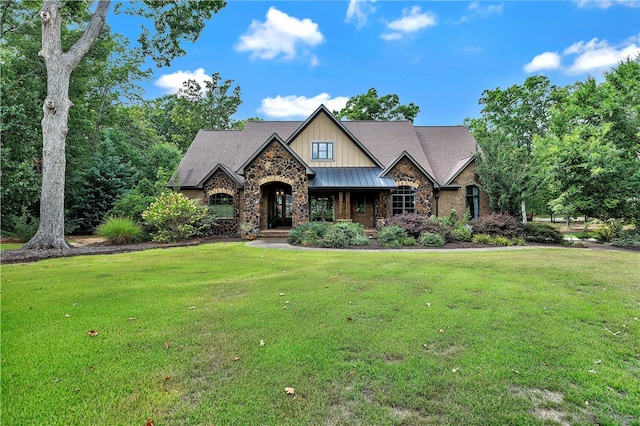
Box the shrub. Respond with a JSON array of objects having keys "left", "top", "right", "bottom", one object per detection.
[
  {"left": 320, "top": 222, "right": 368, "bottom": 248},
  {"left": 287, "top": 222, "right": 330, "bottom": 245},
  {"left": 451, "top": 225, "right": 472, "bottom": 242},
  {"left": 5, "top": 213, "right": 39, "bottom": 242},
  {"left": 610, "top": 229, "right": 640, "bottom": 248},
  {"left": 384, "top": 214, "right": 427, "bottom": 238},
  {"left": 399, "top": 236, "right": 417, "bottom": 246},
  {"left": 472, "top": 234, "right": 492, "bottom": 245},
  {"left": 378, "top": 225, "right": 408, "bottom": 248},
  {"left": 96, "top": 217, "right": 143, "bottom": 244},
  {"left": 422, "top": 217, "right": 453, "bottom": 242},
  {"left": 469, "top": 214, "right": 523, "bottom": 238},
  {"left": 523, "top": 222, "right": 564, "bottom": 244},
  {"left": 419, "top": 232, "right": 445, "bottom": 248},
  {"left": 142, "top": 192, "right": 208, "bottom": 243}
]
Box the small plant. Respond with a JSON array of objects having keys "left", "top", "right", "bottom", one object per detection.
[
  {"left": 472, "top": 234, "right": 492, "bottom": 245},
  {"left": 399, "top": 236, "right": 416, "bottom": 246},
  {"left": 419, "top": 232, "right": 445, "bottom": 248},
  {"left": 96, "top": 217, "right": 143, "bottom": 245},
  {"left": 378, "top": 225, "right": 408, "bottom": 248},
  {"left": 451, "top": 225, "right": 472, "bottom": 242}
]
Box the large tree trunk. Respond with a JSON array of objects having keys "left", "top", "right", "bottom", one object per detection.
[{"left": 23, "top": 0, "right": 110, "bottom": 250}]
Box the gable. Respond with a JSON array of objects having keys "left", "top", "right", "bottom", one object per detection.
[{"left": 288, "top": 109, "right": 377, "bottom": 167}]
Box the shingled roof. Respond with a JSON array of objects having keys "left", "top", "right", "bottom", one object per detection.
[{"left": 172, "top": 105, "right": 477, "bottom": 189}]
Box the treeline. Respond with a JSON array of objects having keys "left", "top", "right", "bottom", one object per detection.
[{"left": 466, "top": 57, "right": 640, "bottom": 226}]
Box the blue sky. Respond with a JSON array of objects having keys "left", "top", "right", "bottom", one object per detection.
[{"left": 109, "top": 1, "right": 640, "bottom": 126}]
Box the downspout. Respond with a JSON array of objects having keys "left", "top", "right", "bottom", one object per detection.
[{"left": 434, "top": 189, "right": 440, "bottom": 217}]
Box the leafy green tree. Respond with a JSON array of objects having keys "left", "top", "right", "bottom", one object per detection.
[
  {"left": 466, "top": 76, "right": 558, "bottom": 221},
  {"left": 536, "top": 58, "right": 640, "bottom": 224},
  {"left": 333, "top": 88, "right": 420, "bottom": 123},
  {"left": 169, "top": 73, "right": 242, "bottom": 151},
  {"left": 25, "top": 0, "right": 226, "bottom": 250},
  {"left": 67, "top": 131, "right": 137, "bottom": 233}
]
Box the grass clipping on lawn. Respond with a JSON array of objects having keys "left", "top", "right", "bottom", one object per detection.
[{"left": 1, "top": 243, "right": 639, "bottom": 425}]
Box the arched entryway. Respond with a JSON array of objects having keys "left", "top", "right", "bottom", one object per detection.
[{"left": 261, "top": 182, "right": 293, "bottom": 229}]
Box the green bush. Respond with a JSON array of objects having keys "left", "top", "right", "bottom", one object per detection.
[
  {"left": 320, "top": 222, "right": 368, "bottom": 248},
  {"left": 5, "top": 213, "right": 39, "bottom": 242},
  {"left": 472, "top": 234, "right": 515, "bottom": 246},
  {"left": 610, "top": 229, "right": 640, "bottom": 248},
  {"left": 523, "top": 222, "right": 564, "bottom": 244},
  {"left": 399, "top": 236, "right": 416, "bottom": 246},
  {"left": 287, "top": 222, "right": 330, "bottom": 245},
  {"left": 451, "top": 225, "right": 472, "bottom": 242},
  {"left": 142, "top": 192, "right": 209, "bottom": 243},
  {"left": 472, "top": 234, "right": 492, "bottom": 244},
  {"left": 378, "top": 225, "right": 408, "bottom": 248},
  {"left": 96, "top": 217, "right": 144, "bottom": 244},
  {"left": 419, "top": 232, "right": 445, "bottom": 248}
]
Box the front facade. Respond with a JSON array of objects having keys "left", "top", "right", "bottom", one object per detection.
[{"left": 172, "top": 105, "right": 490, "bottom": 235}]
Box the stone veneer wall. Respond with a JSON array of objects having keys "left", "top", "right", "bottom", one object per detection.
[
  {"left": 203, "top": 169, "right": 241, "bottom": 235},
  {"left": 242, "top": 140, "right": 309, "bottom": 232},
  {"left": 385, "top": 157, "right": 434, "bottom": 215},
  {"left": 437, "top": 162, "right": 491, "bottom": 217}
]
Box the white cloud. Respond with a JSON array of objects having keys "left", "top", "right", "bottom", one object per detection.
[
  {"left": 566, "top": 38, "right": 640, "bottom": 74},
  {"left": 524, "top": 36, "right": 640, "bottom": 75},
  {"left": 155, "top": 68, "right": 211, "bottom": 94},
  {"left": 235, "top": 7, "right": 324, "bottom": 62},
  {"left": 468, "top": 2, "right": 504, "bottom": 17},
  {"left": 523, "top": 52, "right": 562, "bottom": 73},
  {"left": 381, "top": 32, "right": 403, "bottom": 41},
  {"left": 259, "top": 93, "right": 349, "bottom": 119},
  {"left": 387, "top": 6, "right": 437, "bottom": 33},
  {"left": 573, "top": 0, "right": 640, "bottom": 9},
  {"left": 346, "top": 0, "right": 376, "bottom": 29}
]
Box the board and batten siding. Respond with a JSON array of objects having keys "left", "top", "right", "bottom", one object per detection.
[{"left": 289, "top": 113, "right": 376, "bottom": 167}]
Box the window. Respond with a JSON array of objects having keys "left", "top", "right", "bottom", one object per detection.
[
  {"left": 311, "top": 142, "right": 333, "bottom": 160},
  {"left": 392, "top": 186, "right": 416, "bottom": 216},
  {"left": 311, "top": 196, "right": 334, "bottom": 222},
  {"left": 209, "top": 193, "right": 233, "bottom": 218},
  {"left": 466, "top": 185, "right": 480, "bottom": 219}
]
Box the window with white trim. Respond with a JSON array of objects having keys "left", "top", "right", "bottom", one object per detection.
[
  {"left": 311, "top": 142, "right": 333, "bottom": 160},
  {"left": 392, "top": 186, "right": 416, "bottom": 216}
]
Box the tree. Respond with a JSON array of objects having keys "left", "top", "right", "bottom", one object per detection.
[
  {"left": 24, "top": 0, "right": 226, "bottom": 249},
  {"left": 333, "top": 88, "right": 420, "bottom": 122},
  {"left": 466, "top": 76, "right": 557, "bottom": 221},
  {"left": 536, "top": 58, "right": 640, "bottom": 225},
  {"left": 169, "top": 72, "right": 242, "bottom": 151}
]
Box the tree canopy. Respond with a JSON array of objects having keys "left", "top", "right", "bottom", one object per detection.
[
  {"left": 333, "top": 88, "right": 420, "bottom": 122},
  {"left": 18, "top": 0, "right": 226, "bottom": 249}
]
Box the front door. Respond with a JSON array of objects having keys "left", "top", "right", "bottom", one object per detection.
[{"left": 272, "top": 191, "right": 292, "bottom": 227}]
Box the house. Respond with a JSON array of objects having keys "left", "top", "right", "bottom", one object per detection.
[{"left": 171, "top": 105, "right": 490, "bottom": 235}]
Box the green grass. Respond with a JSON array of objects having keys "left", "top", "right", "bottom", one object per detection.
[
  {"left": 2, "top": 243, "right": 639, "bottom": 425},
  {"left": 0, "top": 243, "right": 23, "bottom": 251}
]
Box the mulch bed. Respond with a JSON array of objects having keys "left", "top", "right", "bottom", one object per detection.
[{"left": 0, "top": 235, "right": 242, "bottom": 264}]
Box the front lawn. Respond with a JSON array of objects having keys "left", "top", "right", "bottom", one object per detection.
[{"left": 1, "top": 243, "right": 638, "bottom": 425}]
